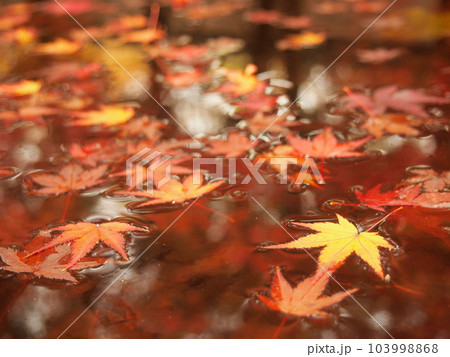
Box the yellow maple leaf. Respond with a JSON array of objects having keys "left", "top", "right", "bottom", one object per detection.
[
  {"left": 71, "top": 105, "right": 135, "bottom": 127},
  {"left": 0, "top": 79, "right": 42, "bottom": 97},
  {"left": 266, "top": 214, "right": 394, "bottom": 278},
  {"left": 33, "top": 38, "right": 82, "bottom": 55},
  {"left": 277, "top": 31, "right": 326, "bottom": 50}
]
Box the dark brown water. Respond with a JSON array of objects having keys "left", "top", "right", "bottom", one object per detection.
[{"left": 0, "top": 0, "right": 449, "bottom": 338}]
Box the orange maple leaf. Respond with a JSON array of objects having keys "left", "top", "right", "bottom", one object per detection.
[
  {"left": 27, "top": 221, "right": 148, "bottom": 269},
  {"left": 114, "top": 175, "right": 225, "bottom": 207},
  {"left": 70, "top": 105, "right": 135, "bottom": 127},
  {"left": 257, "top": 267, "right": 357, "bottom": 318},
  {"left": 33, "top": 38, "right": 82, "bottom": 55},
  {"left": 265, "top": 214, "right": 394, "bottom": 278},
  {"left": 0, "top": 80, "right": 42, "bottom": 97},
  {"left": 28, "top": 163, "right": 108, "bottom": 195},
  {"left": 207, "top": 132, "right": 256, "bottom": 158},
  {"left": 286, "top": 128, "right": 370, "bottom": 159},
  {"left": 215, "top": 64, "right": 260, "bottom": 97},
  {"left": 277, "top": 31, "right": 326, "bottom": 50}
]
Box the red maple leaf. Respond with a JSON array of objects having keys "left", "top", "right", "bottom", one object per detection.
[
  {"left": 0, "top": 245, "right": 104, "bottom": 283},
  {"left": 354, "top": 184, "right": 421, "bottom": 211},
  {"left": 286, "top": 128, "right": 370, "bottom": 159},
  {"left": 28, "top": 163, "right": 108, "bottom": 195},
  {"left": 27, "top": 221, "right": 148, "bottom": 269},
  {"left": 341, "top": 85, "right": 450, "bottom": 118}
]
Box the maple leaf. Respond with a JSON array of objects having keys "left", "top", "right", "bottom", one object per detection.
[
  {"left": 153, "top": 44, "right": 209, "bottom": 64},
  {"left": 27, "top": 221, "right": 148, "bottom": 269},
  {"left": 215, "top": 64, "right": 260, "bottom": 97},
  {"left": 114, "top": 175, "right": 225, "bottom": 207},
  {"left": 119, "top": 28, "right": 165, "bottom": 44},
  {"left": 277, "top": 32, "right": 326, "bottom": 50},
  {"left": 244, "top": 10, "right": 282, "bottom": 24},
  {"left": 234, "top": 84, "right": 278, "bottom": 113},
  {"left": 164, "top": 67, "right": 209, "bottom": 88},
  {"left": 2, "top": 26, "right": 38, "bottom": 45},
  {"left": 360, "top": 114, "right": 424, "bottom": 138},
  {"left": 280, "top": 15, "right": 312, "bottom": 30},
  {"left": 341, "top": 85, "right": 450, "bottom": 118},
  {"left": 0, "top": 80, "right": 42, "bottom": 97},
  {"left": 412, "top": 192, "right": 450, "bottom": 209},
  {"left": 33, "top": 38, "right": 82, "bottom": 55},
  {"left": 0, "top": 245, "right": 103, "bottom": 283},
  {"left": 207, "top": 132, "right": 256, "bottom": 158},
  {"left": 71, "top": 105, "right": 135, "bottom": 127},
  {"left": 265, "top": 214, "right": 394, "bottom": 278},
  {"left": 28, "top": 162, "right": 108, "bottom": 195},
  {"left": 354, "top": 184, "right": 421, "bottom": 212},
  {"left": 245, "top": 111, "right": 298, "bottom": 136},
  {"left": 112, "top": 156, "right": 192, "bottom": 189},
  {"left": 286, "top": 128, "right": 370, "bottom": 159},
  {"left": 69, "top": 141, "right": 125, "bottom": 167},
  {"left": 118, "top": 116, "right": 165, "bottom": 140},
  {"left": 401, "top": 168, "right": 450, "bottom": 193},
  {"left": 356, "top": 48, "right": 403, "bottom": 64},
  {"left": 257, "top": 267, "right": 357, "bottom": 318}
]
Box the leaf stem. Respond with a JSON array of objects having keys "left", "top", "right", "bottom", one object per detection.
[
  {"left": 61, "top": 192, "right": 72, "bottom": 222},
  {"left": 343, "top": 86, "right": 377, "bottom": 119},
  {"left": 365, "top": 207, "right": 403, "bottom": 232},
  {"left": 188, "top": 199, "right": 235, "bottom": 223},
  {"left": 272, "top": 315, "right": 288, "bottom": 339}
]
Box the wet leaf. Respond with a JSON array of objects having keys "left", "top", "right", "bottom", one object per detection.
[
  {"left": 33, "top": 38, "right": 82, "bottom": 55},
  {"left": 27, "top": 221, "right": 148, "bottom": 269},
  {"left": 207, "top": 132, "right": 256, "bottom": 158},
  {"left": 114, "top": 174, "right": 225, "bottom": 207},
  {"left": 277, "top": 32, "right": 326, "bottom": 50},
  {"left": 286, "top": 128, "right": 370, "bottom": 159},
  {"left": 257, "top": 267, "right": 357, "bottom": 318},
  {"left": 265, "top": 214, "right": 394, "bottom": 278},
  {"left": 28, "top": 163, "right": 108, "bottom": 195},
  {"left": 341, "top": 85, "right": 450, "bottom": 118},
  {"left": 0, "top": 245, "right": 104, "bottom": 283},
  {"left": 0, "top": 80, "right": 42, "bottom": 97},
  {"left": 71, "top": 105, "right": 135, "bottom": 127}
]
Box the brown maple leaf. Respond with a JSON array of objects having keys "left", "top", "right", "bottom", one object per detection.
[
  {"left": 401, "top": 168, "right": 450, "bottom": 193},
  {"left": 27, "top": 221, "right": 148, "bottom": 269},
  {"left": 360, "top": 114, "right": 423, "bottom": 138},
  {"left": 114, "top": 175, "right": 225, "bottom": 207},
  {"left": 0, "top": 245, "right": 103, "bottom": 283},
  {"left": 286, "top": 128, "right": 370, "bottom": 159},
  {"left": 28, "top": 163, "right": 108, "bottom": 195},
  {"left": 257, "top": 267, "right": 357, "bottom": 318}
]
